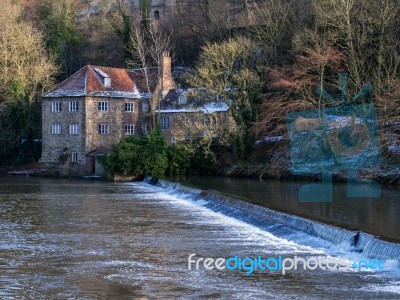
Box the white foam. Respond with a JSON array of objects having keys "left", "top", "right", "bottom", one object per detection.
[
  {"left": 360, "top": 282, "right": 400, "bottom": 295},
  {"left": 135, "top": 182, "right": 325, "bottom": 254},
  {"left": 133, "top": 182, "right": 400, "bottom": 276}
]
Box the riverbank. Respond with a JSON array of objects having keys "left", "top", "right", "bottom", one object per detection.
[
  {"left": 2, "top": 154, "right": 400, "bottom": 185},
  {"left": 216, "top": 161, "right": 400, "bottom": 185}
]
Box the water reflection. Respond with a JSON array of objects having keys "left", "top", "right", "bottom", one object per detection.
[{"left": 178, "top": 176, "right": 400, "bottom": 241}]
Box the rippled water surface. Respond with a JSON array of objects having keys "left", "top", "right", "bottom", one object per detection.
[
  {"left": 178, "top": 176, "right": 400, "bottom": 241},
  {"left": 0, "top": 176, "right": 399, "bottom": 299}
]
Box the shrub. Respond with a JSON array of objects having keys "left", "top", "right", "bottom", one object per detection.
[
  {"left": 167, "top": 144, "right": 193, "bottom": 175},
  {"left": 103, "top": 129, "right": 168, "bottom": 177}
]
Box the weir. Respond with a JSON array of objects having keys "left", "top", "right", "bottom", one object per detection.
[{"left": 145, "top": 177, "right": 400, "bottom": 262}]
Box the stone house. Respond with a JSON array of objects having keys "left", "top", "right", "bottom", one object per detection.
[
  {"left": 155, "top": 88, "right": 236, "bottom": 144},
  {"left": 41, "top": 65, "right": 150, "bottom": 177},
  {"left": 41, "top": 53, "right": 234, "bottom": 177}
]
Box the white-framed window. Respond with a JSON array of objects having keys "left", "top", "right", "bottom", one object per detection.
[
  {"left": 69, "top": 101, "right": 78, "bottom": 112},
  {"left": 98, "top": 101, "right": 109, "bottom": 112},
  {"left": 125, "top": 102, "right": 134, "bottom": 112},
  {"left": 104, "top": 77, "right": 111, "bottom": 87},
  {"left": 124, "top": 124, "right": 135, "bottom": 135},
  {"left": 71, "top": 152, "right": 78, "bottom": 162},
  {"left": 69, "top": 123, "right": 79, "bottom": 135},
  {"left": 142, "top": 102, "right": 149, "bottom": 112},
  {"left": 98, "top": 124, "right": 109, "bottom": 135},
  {"left": 51, "top": 102, "right": 61, "bottom": 112},
  {"left": 51, "top": 123, "right": 61, "bottom": 134},
  {"left": 171, "top": 136, "right": 177, "bottom": 144},
  {"left": 161, "top": 116, "right": 169, "bottom": 130},
  {"left": 94, "top": 68, "right": 111, "bottom": 87}
]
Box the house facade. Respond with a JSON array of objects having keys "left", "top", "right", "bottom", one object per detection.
[
  {"left": 156, "top": 89, "right": 236, "bottom": 144},
  {"left": 40, "top": 65, "right": 151, "bottom": 177},
  {"left": 41, "top": 53, "right": 235, "bottom": 177}
]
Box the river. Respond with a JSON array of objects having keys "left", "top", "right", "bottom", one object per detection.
[
  {"left": 178, "top": 176, "right": 400, "bottom": 242},
  {"left": 0, "top": 176, "right": 399, "bottom": 299}
]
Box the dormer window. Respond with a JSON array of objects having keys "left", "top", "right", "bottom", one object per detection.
[
  {"left": 94, "top": 67, "right": 111, "bottom": 88},
  {"left": 178, "top": 95, "right": 186, "bottom": 105},
  {"left": 104, "top": 77, "right": 111, "bottom": 87}
]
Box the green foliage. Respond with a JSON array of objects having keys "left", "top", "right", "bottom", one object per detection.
[
  {"left": 35, "top": 0, "right": 84, "bottom": 78},
  {"left": 141, "top": 129, "right": 169, "bottom": 176},
  {"left": 139, "top": 0, "right": 151, "bottom": 19},
  {"left": 112, "top": 3, "right": 134, "bottom": 62},
  {"left": 188, "top": 36, "right": 263, "bottom": 160},
  {"left": 103, "top": 129, "right": 198, "bottom": 177},
  {"left": 190, "top": 147, "right": 217, "bottom": 175},
  {"left": 103, "top": 129, "right": 169, "bottom": 177},
  {"left": 102, "top": 136, "right": 143, "bottom": 176},
  {"left": 167, "top": 145, "right": 193, "bottom": 175}
]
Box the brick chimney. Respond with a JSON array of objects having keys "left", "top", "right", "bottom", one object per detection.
[{"left": 161, "top": 51, "right": 175, "bottom": 96}]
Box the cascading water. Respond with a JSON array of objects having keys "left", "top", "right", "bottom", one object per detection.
[{"left": 145, "top": 177, "right": 400, "bottom": 262}]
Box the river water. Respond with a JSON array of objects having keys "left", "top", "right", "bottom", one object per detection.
[
  {"left": 178, "top": 176, "right": 400, "bottom": 242},
  {"left": 0, "top": 176, "right": 399, "bottom": 299}
]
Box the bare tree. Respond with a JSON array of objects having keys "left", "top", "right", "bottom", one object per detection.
[
  {"left": 310, "top": 0, "right": 400, "bottom": 95},
  {"left": 172, "top": 111, "right": 232, "bottom": 155},
  {"left": 190, "top": 36, "right": 260, "bottom": 105},
  {"left": 248, "top": 0, "right": 295, "bottom": 61},
  {"left": 0, "top": 0, "right": 57, "bottom": 105},
  {"left": 252, "top": 47, "right": 344, "bottom": 137},
  {"left": 126, "top": 13, "right": 171, "bottom": 126}
]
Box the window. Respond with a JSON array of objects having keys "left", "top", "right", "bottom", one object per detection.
[
  {"left": 51, "top": 102, "right": 61, "bottom": 112},
  {"left": 98, "top": 124, "right": 109, "bottom": 135},
  {"left": 69, "top": 123, "right": 79, "bottom": 135},
  {"left": 161, "top": 116, "right": 169, "bottom": 130},
  {"left": 125, "top": 102, "right": 134, "bottom": 112},
  {"left": 171, "top": 136, "right": 177, "bottom": 144},
  {"left": 104, "top": 77, "right": 111, "bottom": 87},
  {"left": 71, "top": 152, "right": 78, "bottom": 162},
  {"left": 51, "top": 123, "right": 61, "bottom": 134},
  {"left": 94, "top": 68, "right": 111, "bottom": 87},
  {"left": 124, "top": 124, "right": 135, "bottom": 135},
  {"left": 69, "top": 101, "right": 78, "bottom": 112},
  {"left": 142, "top": 102, "right": 149, "bottom": 112},
  {"left": 154, "top": 10, "right": 160, "bottom": 20},
  {"left": 98, "top": 101, "right": 109, "bottom": 112},
  {"left": 178, "top": 95, "right": 186, "bottom": 104}
]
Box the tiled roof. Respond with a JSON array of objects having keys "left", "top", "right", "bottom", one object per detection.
[
  {"left": 43, "top": 66, "right": 140, "bottom": 98},
  {"left": 156, "top": 89, "right": 229, "bottom": 114},
  {"left": 127, "top": 68, "right": 160, "bottom": 99}
]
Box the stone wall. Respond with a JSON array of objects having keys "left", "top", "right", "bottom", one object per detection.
[
  {"left": 85, "top": 97, "right": 141, "bottom": 153},
  {"left": 41, "top": 95, "right": 141, "bottom": 177},
  {"left": 40, "top": 96, "right": 86, "bottom": 167}
]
